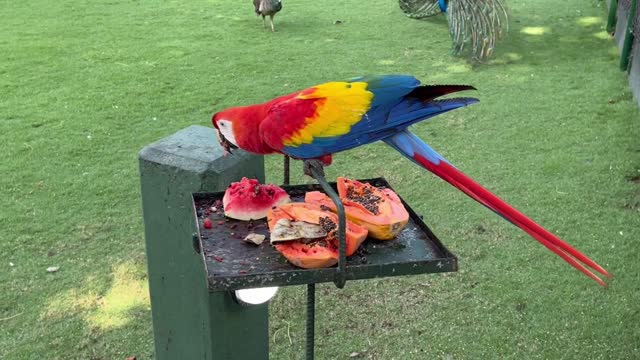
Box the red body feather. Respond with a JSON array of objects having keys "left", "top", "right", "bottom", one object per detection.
[{"left": 212, "top": 90, "right": 328, "bottom": 154}]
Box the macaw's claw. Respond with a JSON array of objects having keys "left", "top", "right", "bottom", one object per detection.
[{"left": 303, "top": 159, "right": 326, "bottom": 178}]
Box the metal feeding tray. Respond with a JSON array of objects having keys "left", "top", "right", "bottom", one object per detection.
[{"left": 192, "top": 178, "right": 457, "bottom": 292}]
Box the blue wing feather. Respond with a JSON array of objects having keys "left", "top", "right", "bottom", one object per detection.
[
  {"left": 348, "top": 74, "right": 420, "bottom": 108},
  {"left": 282, "top": 75, "right": 478, "bottom": 158}
]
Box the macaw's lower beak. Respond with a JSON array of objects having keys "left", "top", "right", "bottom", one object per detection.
[{"left": 217, "top": 133, "right": 238, "bottom": 156}]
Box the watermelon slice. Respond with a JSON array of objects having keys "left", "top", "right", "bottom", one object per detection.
[{"left": 222, "top": 177, "right": 290, "bottom": 221}]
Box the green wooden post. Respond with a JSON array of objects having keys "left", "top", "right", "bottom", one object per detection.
[{"left": 139, "top": 125, "right": 268, "bottom": 359}]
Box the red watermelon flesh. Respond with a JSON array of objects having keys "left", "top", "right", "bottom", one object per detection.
[{"left": 223, "top": 177, "right": 290, "bottom": 221}]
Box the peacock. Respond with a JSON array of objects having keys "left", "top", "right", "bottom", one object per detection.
[
  {"left": 399, "top": 0, "right": 509, "bottom": 61},
  {"left": 253, "top": 0, "right": 283, "bottom": 32}
]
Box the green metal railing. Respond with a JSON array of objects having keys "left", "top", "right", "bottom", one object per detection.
[
  {"left": 620, "top": 0, "right": 638, "bottom": 70},
  {"left": 607, "top": 0, "right": 619, "bottom": 33},
  {"left": 610, "top": 0, "right": 639, "bottom": 71}
]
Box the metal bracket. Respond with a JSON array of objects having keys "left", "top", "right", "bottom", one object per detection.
[
  {"left": 282, "top": 156, "right": 350, "bottom": 360},
  {"left": 308, "top": 167, "right": 348, "bottom": 289}
]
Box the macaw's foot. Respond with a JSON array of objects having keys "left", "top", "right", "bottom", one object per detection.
[{"left": 303, "top": 159, "right": 326, "bottom": 178}]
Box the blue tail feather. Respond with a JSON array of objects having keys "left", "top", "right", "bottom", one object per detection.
[{"left": 384, "top": 130, "right": 448, "bottom": 166}]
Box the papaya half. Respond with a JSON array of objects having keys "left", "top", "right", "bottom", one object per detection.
[
  {"left": 267, "top": 202, "right": 368, "bottom": 269},
  {"left": 305, "top": 177, "right": 409, "bottom": 240}
]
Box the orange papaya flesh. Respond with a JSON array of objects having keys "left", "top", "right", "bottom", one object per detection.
[
  {"left": 267, "top": 203, "right": 369, "bottom": 269},
  {"left": 274, "top": 240, "right": 339, "bottom": 269},
  {"left": 305, "top": 177, "right": 409, "bottom": 240}
]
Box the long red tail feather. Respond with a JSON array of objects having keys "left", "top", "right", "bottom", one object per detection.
[{"left": 412, "top": 153, "right": 610, "bottom": 286}]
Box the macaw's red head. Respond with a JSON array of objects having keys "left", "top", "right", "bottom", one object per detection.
[
  {"left": 211, "top": 102, "right": 279, "bottom": 155},
  {"left": 211, "top": 109, "right": 240, "bottom": 155}
]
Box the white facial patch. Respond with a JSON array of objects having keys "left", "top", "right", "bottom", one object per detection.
[{"left": 217, "top": 119, "right": 238, "bottom": 146}]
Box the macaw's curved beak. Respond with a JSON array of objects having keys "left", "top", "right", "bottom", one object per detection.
[{"left": 217, "top": 131, "right": 238, "bottom": 156}]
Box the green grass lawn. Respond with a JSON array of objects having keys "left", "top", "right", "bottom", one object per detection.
[{"left": 1, "top": 0, "right": 639, "bottom": 358}]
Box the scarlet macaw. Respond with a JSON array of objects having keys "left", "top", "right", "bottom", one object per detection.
[{"left": 211, "top": 74, "right": 610, "bottom": 286}]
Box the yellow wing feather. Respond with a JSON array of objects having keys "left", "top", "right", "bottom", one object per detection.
[{"left": 282, "top": 81, "right": 373, "bottom": 147}]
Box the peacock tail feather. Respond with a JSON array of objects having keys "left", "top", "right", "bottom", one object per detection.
[
  {"left": 399, "top": 0, "right": 509, "bottom": 61},
  {"left": 399, "top": 0, "right": 442, "bottom": 19}
]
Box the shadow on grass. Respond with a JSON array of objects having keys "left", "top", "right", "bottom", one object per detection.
[
  {"left": 486, "top": 16, "right": 612, "bottom": 66},
  {"left": 406, "top": 12, "right": 613, "bottom": 69},
  {"left": 24, "top": 260, "right": 153, "bottom": 360}
]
